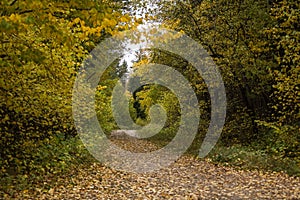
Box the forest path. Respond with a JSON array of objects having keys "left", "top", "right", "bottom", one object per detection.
[{"left": 26, "top": 138, "right": 299, "bottom": 199}]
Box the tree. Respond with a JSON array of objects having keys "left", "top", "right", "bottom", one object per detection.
[
  {"left": 0, "top": 0, "right": 132, "bottom": 175},
  {"left": 156, "top": 0, "right": 276, "bottom": 143},
  {"left": 155, "top": 0, "right": 299, "bottom": 160},
  {"left": 257, "top": 0, "right": 300, "bottom": 158}
]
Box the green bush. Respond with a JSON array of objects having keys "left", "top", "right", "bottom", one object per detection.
[
  {"left": 207, "top": 143, "right": 300, "bottom": 177},
  {"left": 0, "top": 134, "right": 95, "bottom": 194}
]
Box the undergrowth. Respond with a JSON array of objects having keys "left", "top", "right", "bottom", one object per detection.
[
  {"left": 147, "top": 127, "right": 300, "bottom": 177},
  {"left": 0, "top": 134, "right": 96, "bottom": 196}
]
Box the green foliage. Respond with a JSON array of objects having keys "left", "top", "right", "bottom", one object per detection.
[
  {"left": 253, "top": 0, "right": 300, "bottom": 162},
  {"left": 207, "top": 143, "right": 300, "bottom": 177},
  {"left": 138, "top": 0, "right": 299, "bottom": 174},
  {"left": 157, "top": 0, "right": 276, "bottom": 144},
  {"left": 1, "top": 0, "right": 299, "bottom": 194},
  {"left": 156, "top": 0, "right": 299, "bottom": 142},
  {"left": 0, "top": 134, "right": 95, "bottom": 194},
  {"left": 256, "top": 121, "right": 300, "bottom": 160}
]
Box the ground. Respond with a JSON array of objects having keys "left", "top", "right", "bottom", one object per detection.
[{"left": 11, "top": 138, "right": 300, "bottom": 199}]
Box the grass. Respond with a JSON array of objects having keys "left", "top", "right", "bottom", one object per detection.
[
  {"left": 146, "top": 127, "right": 300, "bottom": 177},
  {"left": 206, "top": 143, "right": 300, "bottom": 177}
]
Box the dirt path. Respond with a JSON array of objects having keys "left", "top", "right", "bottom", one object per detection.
[{"left": 18, "top": 138, "right": 300, "bottom": 199}]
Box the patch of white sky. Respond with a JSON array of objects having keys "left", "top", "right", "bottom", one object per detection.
[{"left": 119, "top": 0, "right": 162, "bottom": 71}]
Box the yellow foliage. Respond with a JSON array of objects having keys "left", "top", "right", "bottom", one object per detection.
[
  {"left": 8, "top": 13, "right": 21, "bottom": 22},
  {"left": 0, "top": 0, "right": 135, "bottom": 180}
]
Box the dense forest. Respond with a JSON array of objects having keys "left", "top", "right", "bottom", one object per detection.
[{"left": 1, "top": 0, "right": 299, "bottom": 197}]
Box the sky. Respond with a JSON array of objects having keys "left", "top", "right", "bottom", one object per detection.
[{"left": 119, "top": 0, "right": 160, "bottom": 69}]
